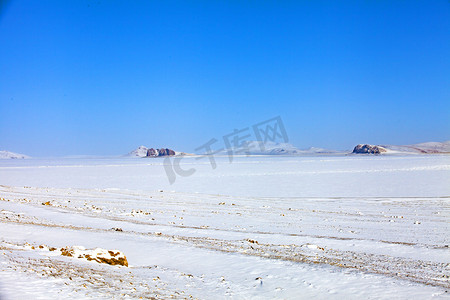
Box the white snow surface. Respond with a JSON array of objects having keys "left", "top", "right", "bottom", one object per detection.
[
  {"left": 0, "top": 151, "right": 30, "bottom": 159},
  {"left": 0, "top": 155, "right": 449, "bottom": 299}
]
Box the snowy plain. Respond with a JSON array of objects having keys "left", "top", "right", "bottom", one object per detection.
[{"left": 0, "top": 155, "right": 449, "bottom": 299}]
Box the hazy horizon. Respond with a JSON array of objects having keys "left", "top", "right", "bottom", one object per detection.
[
  {"left": 1, "top": 1, "right": 449, "bottom": 156},
  {"left": 2, "top": 139, "right": 450, "bottom": 158}
]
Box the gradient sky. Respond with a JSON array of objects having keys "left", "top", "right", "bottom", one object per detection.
[{"left": 0, "top": 0, "right": 449, "bottom": 156}]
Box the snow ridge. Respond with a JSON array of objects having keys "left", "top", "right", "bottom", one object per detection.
[
  {"left": 222, "top": 141, "right": 340, "bottom": 155},
  {"left": 381, "top": 141, "right": 450, "bottom": 154},
  {"left": 0, "top": 150, "right": 30, "bottom": 159}
]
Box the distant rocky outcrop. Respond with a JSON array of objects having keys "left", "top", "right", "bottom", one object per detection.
[
  {"left": 0, "top": 150, "right": 30, "bottom": 159},
  {"left": 146, "top": 148, "right": 176, "bottom": 157},
  {"left": 127, "top": 146, "right": 177, "bottom": 158},
  {"left": 352, "top": 141, "right": 450, "bottom": 155},
  {"left": 381, "top": 141, "right": 450, "bottom": 154},
  {"left": 127, "top": 146, "right": 149, "bottom": 157},
  {"left": 146, "top": 148, "right": 157, "bottom": 156},
  {"left": 218, "top": 141, "right": 341, "bottom": 156},
  {"left": 352, "top": 144, "right": 387, "bottom": 154}
]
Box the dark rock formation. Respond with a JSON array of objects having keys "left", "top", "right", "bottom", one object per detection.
[
  {"left": 146, "top": 148, "right": 176, "bottom": 157},
  {"left": 158, "top": 148, "right": 175, "bottom": 156},
  {"left": 147, "top": 148, "right": 158, "bottom": 157},
  {"left": 352, "top": 144, "right": 387, "bottom": 154}
]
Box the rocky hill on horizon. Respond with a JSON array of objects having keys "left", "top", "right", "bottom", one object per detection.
[
  {"left": 0, "top": 150, "right": 30, "bottom": 159},
  {"left": 352, "top": 141, "right": 450, "bottom": 154},
  {"left": 126, "top": 146, "right": 182, "bottom": 158},
  {"left": 128, "top": 141, "right": 450, "bottom": 158}
]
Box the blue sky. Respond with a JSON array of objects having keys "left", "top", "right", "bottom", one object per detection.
[{"left": 0, "top": 0, "right": 449, "bottom": 156}]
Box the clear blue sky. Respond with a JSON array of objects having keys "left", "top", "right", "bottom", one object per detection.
[{"left": 0, "top": 0, "right": 449, "bottom": 156}]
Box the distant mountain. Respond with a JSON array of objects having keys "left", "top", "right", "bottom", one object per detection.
[
  {"left": 381, "top": 141, "right": 450, "bottom": 154},
  {"left": 244, "top": 141, "right": 301, "bottom": 155},
  {"left": 0, "top": 150, "right": 30, "bottom": 159},
  {"left": 219, "top": 141, "right": 340, "bottom": 155},
  {"left": 351, "top": 141, "right": 450, "bottom": 154},
  {"left": 127, "top": 146, "right": 149, "bottom": 157},
  {"left": 352, "top": 144, "right": 387, "bottom": 154},
  {"left": 127, "top": 141, "right": 450, "bottom": 158},
  {"left": 126, "top": 146, "right": 186, "bottom": 158},
  {"left": 301, "top": 146, "right": 342, "bottom": 154}
]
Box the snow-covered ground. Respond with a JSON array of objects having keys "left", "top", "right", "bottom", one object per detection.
[{"left": 0, "top": 155, "right": 449, "bottom": 299}]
